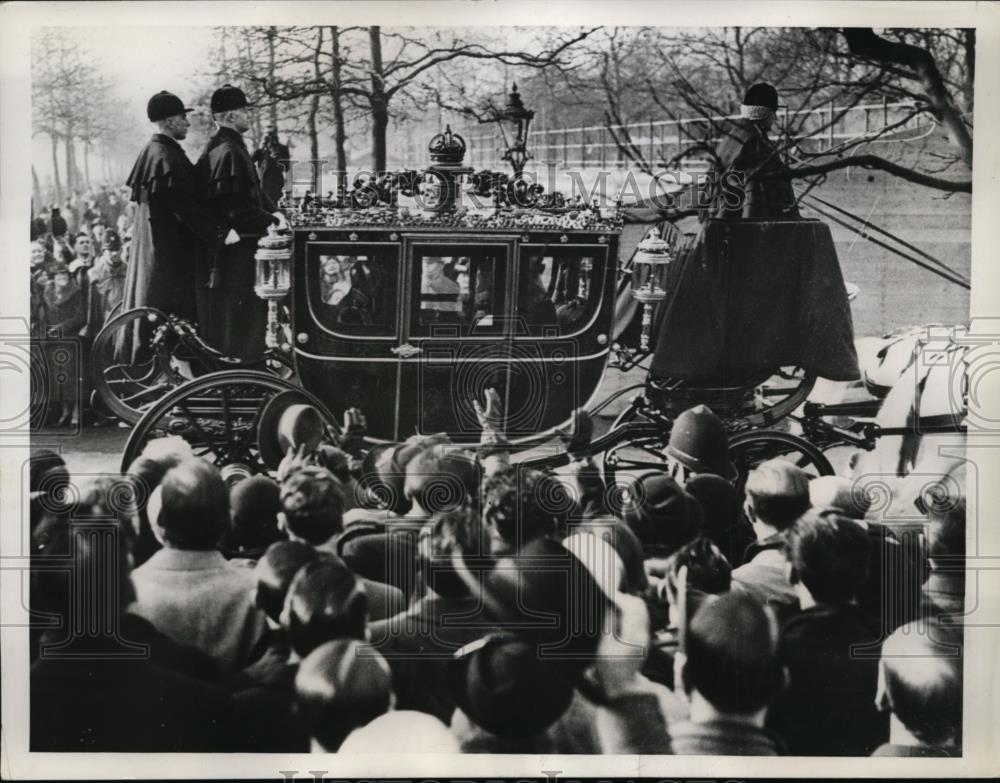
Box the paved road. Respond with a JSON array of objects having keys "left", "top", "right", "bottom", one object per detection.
[{"left": 36, "top": 423, "right": 130, "bottom": 477}]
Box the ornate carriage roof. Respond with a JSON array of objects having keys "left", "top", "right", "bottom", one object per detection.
[
  {"left": 286, "top": 203, "right": 624, "bottom": 233},
  {"left": 283, "top": 126, "right": 623, "bottom": 235}
]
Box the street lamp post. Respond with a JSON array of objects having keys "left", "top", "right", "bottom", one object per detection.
[{"left": 481, "top": 83, "right": 535, "bottom": 177}]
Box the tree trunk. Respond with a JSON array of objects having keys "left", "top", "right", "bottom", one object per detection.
[
  {"left": 962, "top": 28, "right": 975, "bottom": 114},
  {"left": 50, "top": 133, "right": 62, "bottom": 204},
  {"left": 267, "top": 26, "right": 279, "bottom": 130},
  {"left": 369, "top": 26, "right": 388, "bottom": 173},
  {"left": 241, "top": 30, "right": 262, "bottom": 149},
  {"left": 842, "top": 28, "right": 973, "bottom": 167},
  {"left": 32, "top": 164, "right": 42, "bottom": 212},
  {"left": 330, "top": 25, "right": 348, "bottom": 195},
  {"left": 64, "top": 132, "right": 75, "bottom": 196},
  {"left": 83, "top": 142, "right": 91, "bottom": 187},
  {"left": 308, "top": 27, "right": 323, "bottom": 193}
]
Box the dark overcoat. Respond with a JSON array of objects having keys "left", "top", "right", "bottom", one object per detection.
[
  {"left": 703, "top": 117, "right": 799, "bottom": 221},
  {"left": 195, "top": 127, "right": 277, "bottom": 360},
  {"left": 123, "top": 134, "right": 217, "bottom": 322}
]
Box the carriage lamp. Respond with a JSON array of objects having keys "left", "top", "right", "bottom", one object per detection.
[
  {"left": 631, "top": 228, "right": 673, "bottom": 352},
  {"left": 481, "top": 83, "right": 535, "bottom": 176},
  {"left": 255, "top": 225, "right": 293, "bottom": 350}
]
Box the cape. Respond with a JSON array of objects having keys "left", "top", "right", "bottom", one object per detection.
[
  {"left": 703, "top": 118, "right": 799, "bottom": 221},
  {"left": 126, "top": 135, "right": 197, "bottom": 203},
  {"left": 200, "top": 128, "right": 261, "bottom": 198},
  {"left": 650, "top": 218, "right": 860, "bottom": 383}
]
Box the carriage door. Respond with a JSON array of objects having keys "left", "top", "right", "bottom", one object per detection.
[
  {"left": 507, "top": 244, "right": 611, "bottom": 436},
  {"left": 298, "top": 239, "right": 402, "bottom": 441},
  {"left": 397, "top": 235, "right": 514, "bottom": 439}
]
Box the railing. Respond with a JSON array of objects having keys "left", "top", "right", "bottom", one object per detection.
[{"left": 458, "top": 99, "right": 928, "bottom": 172}]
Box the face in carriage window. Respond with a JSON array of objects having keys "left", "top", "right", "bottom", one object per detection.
[
  {"left": 314, "top": 252, "right": 396, "bottom": 334},
  {"left": 320, "top": 256, "right": 354, "bottom": 305},
  {"left": 415, "top": 250, "right": 503, "bottom": 335},
  {"left": 517, "top": 252, "right": 600, "bottom": 336}
]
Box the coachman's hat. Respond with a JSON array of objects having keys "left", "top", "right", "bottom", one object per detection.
[
  {"left": 147, "top": 91, "right": 194, "bottom": 122},
  {"left": 211, "top": 84, "right": 254, "bottom": 113},
  {"left": 742, "top": 83, "right": 779, "bottom": 111},
  {"left": 740, "top": 83, "right": 779, "bottom": 122},
  {"left": 666, "top": 404, "right": 738, "bottom": 481}
]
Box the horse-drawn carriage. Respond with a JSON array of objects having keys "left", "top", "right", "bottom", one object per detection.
[{"left": 91, "top": 127, "right": 956, "bottom": 489}]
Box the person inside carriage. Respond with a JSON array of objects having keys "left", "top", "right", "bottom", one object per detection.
[
  {"left": 419, "top": 256, "right": 464, "bottom": 322},
  {"left": 319, "top": 255, "right": 387, "bottom": 327}
]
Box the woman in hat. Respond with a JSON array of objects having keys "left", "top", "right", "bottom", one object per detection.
[{"left": 42, "top": 262, "right": 87, "bottom": 427}]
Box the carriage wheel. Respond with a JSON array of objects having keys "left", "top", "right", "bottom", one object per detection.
[
  {"left": 90, "top": 307, "right": 185, "bottom": 425},
  {"left": 643, "top": 366, "right": 816, "bottom": 430},
  {"left": 728, "top": 429, "right": 834, "bottom": 495},
  {"left": 120, "top": 370, "right": 335, "bottom": 474},
  {"left": 602, "top": 430, "right": 672, "bottom": 488},
  {"left": 601, "top": 425, "right": 832, "bottom": 490},
  {"left": 740, "top": 366, "right": 817, "bottom": 430}
]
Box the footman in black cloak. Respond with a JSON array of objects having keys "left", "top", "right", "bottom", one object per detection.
[
  {"left": 702, "top": 82, "right": 800, "bottom": 222},
  {"left": 196, "top": 84, "right": 282, "bottom": 360},
  {"left": 640, "top": 84, "right": 861, "bottom": 386},
  {"left": 123, "top": 91, "right": 218, "bottom": 324}
]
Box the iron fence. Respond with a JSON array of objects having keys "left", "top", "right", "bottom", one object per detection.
[{"left": 457, "top": 99, "right": 928, "bottom": 172}]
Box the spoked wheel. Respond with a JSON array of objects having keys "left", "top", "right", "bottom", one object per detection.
[
  {"left": 120, "top": 370, "right": 335, "bottom": 474},
  {"left": 91, "top": 307, "right": 187, "bottom": 425},
  {"left": 602, "top": 430, "right": 672, "bottom": 488},
  {"left": 601, "top": 421, "right": 833, "bottom": 491},
  {"left": 646, "top": 366, "right": 816, "bottom": 431},
  {"left": 728, "top": 429, "right": 834, "bottom": 495},
  {"left": 739, "top": 366, "right": 817, "bottom": 430}
]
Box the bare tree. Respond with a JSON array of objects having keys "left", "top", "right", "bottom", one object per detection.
[
  {"left": 537, "top": 26, "right": 972, "bottom": 194},
  {"left": 32, "top": 28, "right": 142, "bottom": 202},
  {"left": 341, "top": 26, "right": 596, "bottom": 170}
]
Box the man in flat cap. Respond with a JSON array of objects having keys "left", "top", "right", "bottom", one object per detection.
[
  {"left": 196, "top": 84, "right": 285, "bottom": 360},
  {"left": 123, "top": 91, "right": 218, "bottom": 325}
]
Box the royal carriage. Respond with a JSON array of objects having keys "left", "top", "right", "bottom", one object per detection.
[{"left": 92, "top": 122, "right": 941, "bottom": 488}]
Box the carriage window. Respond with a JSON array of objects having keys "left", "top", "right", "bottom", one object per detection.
[
  {"left": 411, "top": 246, "right": 505, "bottom": 336},
  {"left": 310, "top": 247, "right": 398, "bottom": 336},
  {"left": 517, "top": 250, "right": 603, "bottom": 336}
]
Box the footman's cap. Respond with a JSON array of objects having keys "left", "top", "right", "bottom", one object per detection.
[
  {"left": 147, "top": 91, "right": 194, "bottom": 122},
  {"left": 211, "top": 84, "right": 254, "bottom": 113}
]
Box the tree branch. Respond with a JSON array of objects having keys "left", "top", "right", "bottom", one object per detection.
[{"left": 782, "top": 154, "right": 970, "bottom": 193}]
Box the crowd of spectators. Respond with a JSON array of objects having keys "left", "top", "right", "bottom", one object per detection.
[
  {"left": 30, "top": 186, "right": 134, "bottom": 427},
  {"left": 28, "top": 397, "right": 966, "bottom": 756}
]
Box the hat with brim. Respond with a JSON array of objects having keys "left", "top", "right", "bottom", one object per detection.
[
  {"left": 447, "top": 634, "right": 575, "bottom": 739},
  {"left": 740, "top": 83, "right": 778, "bottom": 122},
  {"left": 666, "top": 404, "right": 738, "bottom": 481},
  {"left": 211, "top": 84, "right": 254, "bottom": 113},
  {"left": 147, "top": 91, "right": 194, "bottom": 122},
  {"left": 620, "top": 470, "right": 704, "bottom": 557},
  {"left": 257, "top": 390, "right": 326, "bottom": 470},
  {"left": 482, "top": 537, "right": 611, "bottom": 672}
]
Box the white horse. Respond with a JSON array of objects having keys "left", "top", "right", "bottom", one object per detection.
[{"left": 802, "top": 325, "right": 969, "bottom": 519}]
